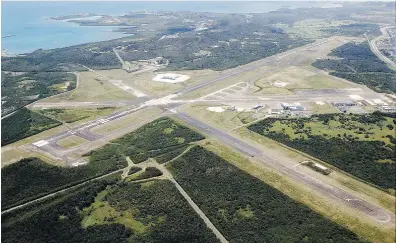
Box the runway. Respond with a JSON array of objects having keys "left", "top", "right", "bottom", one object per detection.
[
  {"left": 175, "top": 112, "right": 394, "bottom": 224},
  {"left": 23, "top": 37, "right": 395, "bottom": 225}
]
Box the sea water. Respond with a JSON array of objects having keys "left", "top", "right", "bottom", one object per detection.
[{"left": 1, "top": 1, "right": 342, "bottom": 54}]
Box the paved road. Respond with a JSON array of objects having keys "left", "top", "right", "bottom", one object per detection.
[
  {"left": 31, "top": 87, "right": 385, "bottom": 109},
  {"left": 175, "top": 112, "right": 394, "bottom": 224},
  {"left": 24, "top": 37, "right": 394, "bottom": 225},
  {"left": 31, "top": 39, "right": 334, "bottom": 159},
  {"left": 175, "top": 40, "right": 329, "bottom": 95},
  {"left": 113, "top": 48, "right": 125, "bottom": 66},
  {"left": 366, "top": 26, "right": 396, "bottom": 70}
]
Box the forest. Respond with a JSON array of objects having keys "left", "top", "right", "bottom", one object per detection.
[
  {"left": 1, "top": 71, "right": 76, "bottom": 115},
  {"left": 1, "top": 145, "right": 127, "bottom": 209},
  {"left": 127, "top": 167, "right": 163, "bottom": 181},
  {"left": 167, "top": 146, "right": 364, "bottom": 243},
  {"left": 1, "top": 108, "right": 62, "bottom": 146},
  {"left": 312, "top": 42, "right": 396, "bottom": 93},
  {"left": 2, "top": 117, "right": 203, "bottom": 208},
  {"left": 1, "top": 45, "right": 121, "bottom": 72},
  {"left": 248, "top": 113, "right": 396, "bottom": 191},
  {"left": 2, "top": 177, "right": 134, "bottom": 243},
  {"left": 99, "top": 117, "right": 204, "bottom": 163},
  {"left": 118, "top": 15, "right": 311, "bottom": 71},
  {"left": 2, "top": 178, "right": 218, "bottom": 242}
]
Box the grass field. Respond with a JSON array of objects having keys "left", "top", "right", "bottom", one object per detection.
[
  {"left": 57, "top": 135, "right": 88, "bottom": 148},
  {"left": 248, "top": 113, "right": 396, "bottom": 190},
  {"left": 309, "top": 102, "right": 341, "bottom": 114},
  {"left": 200, "top": 140, "right": 395, "bottom": 243},
  {"left": 181, "top": 104, "right": 247, "bottom": 130},
  {"left": 91, "top": 107, "right": 163, "bottom": 135},
  {"left": 263, "top": 114, "right": 395, "bottom": 145},
  {"left": 36, "top": 107, "right": 117, "bottom": 125},
  {"left": 43, "top": 71, "right": 135, "bottom": 102},
  {"left": 253, "top": 66, "right": 356, "bottom": 95},
  {"left": 275, "top": 19, "right": 358, "bottom": 39},
  {"left": 167, "top": 146, "right": 369, "bottom": 243},
  {"left": 1, "top": 147, "right": 62, "bottom": 167},
  {"left": 1, "top": 108, "right": 62, "bottom": 146},
  {"left": 177, "top": 107, "right": 395, "bottom": 212},
  {"left": 81, "top": 180, "right": 218, "bottom": 242},
  {"left": 95, "top": 69, "right": 221, "bottom": 97}
]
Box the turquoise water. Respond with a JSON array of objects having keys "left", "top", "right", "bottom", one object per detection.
[{"left": 1, "top": 1, "right": 341, "bottom": 54}]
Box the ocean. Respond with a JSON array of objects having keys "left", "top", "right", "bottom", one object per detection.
[{"left": 1, "top": 1, "right": 342, "bottom": 54}]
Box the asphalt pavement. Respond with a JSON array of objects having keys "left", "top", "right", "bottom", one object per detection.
[{"left": 175, "top": 112, "right": 394, "bottom": 224}]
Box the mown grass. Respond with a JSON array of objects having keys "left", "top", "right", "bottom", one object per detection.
[
  {"left": 167, "top": 146, "right": 367, "bottom": 243},
  {"left": 200, "top": 141, "right": 395, "bottom": 243}
]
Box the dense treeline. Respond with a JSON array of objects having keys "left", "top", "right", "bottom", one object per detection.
[
  {"left": 168, "top": 146, "right": 364, "bottom": 243},
  {"left": 104, "top": 180, "right": 218, "bottom": 242},
  {"left": 324, "top": 23, "right": 381, "bottom": 37},
  {"left": 120, "top": 15, "right": 310, "bottom": 71},
  {"left": 1, "top": 145, "right": 127, "bottom": 208},
  {"left": 2, "top": 178, "right": 218, "bottom": 242},
  {"left": 1, "top": 45, "right": 121, "bottom": 72},
  {"left": 127, "top": 167, "right": 142, "bottom": 175},
  {"left": 2, "top": 117, "right": 202, "bottom": 208},
  {"left": 312, "top": 42, "right": 396, "bottom": 93},
  {"left": 102, "top": 117, "right": 204, "bottom": 163},
  {"left": 1, "top": 71, "right": 76, "bottom": 115},
  {"left": 248, "top": 113, "right": 396, "bottom": 190},
  {"left": 155, "top": 145, "right": 190, "bottom": 164},
  {"left": 128, "top": 167, "right": 163, "bottom": 181},
  {"left": 2, "top": 178, "right": 134, "bottom": 243},
  {"left": 1, "top": 108, "right": 62, "bottom": 146}
]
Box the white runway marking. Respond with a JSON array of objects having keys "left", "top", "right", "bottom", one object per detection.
[{"left": 32, "top": 140, "right": 49, "bottom": 147}]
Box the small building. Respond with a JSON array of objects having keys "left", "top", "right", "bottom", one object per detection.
[
  {"left": 331, "top": 101, "right": 355, "bottom": 107},
  {"left": 270, "top": 109, "right": 283, "bottom": 114},
  {"left": 379, "top": 106, "right": 396, "bottom": 112},
  {"left": 281, "top": 102, "right": 305, "bottom": 111}
]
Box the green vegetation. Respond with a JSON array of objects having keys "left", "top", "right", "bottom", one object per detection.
[
  {"left": 83, "top": 180, "right": 217, "bottom": 242},
  {"left": 312, "top": 42, "right": 396, "bottom": 93},
  {"left": 102, "top": 117, "right": 204, "bottom": 163},
  {"left": 1, "top": 45, "right": 120, "bottom": 72},
  {"left": 154, "top": 144, "right": 190, "bottom": 164},
  {"left": 128, "top": 167, "right": 163, "bottom": 181},
  {"left": 2, "top": 178, "right": 217, "bottom": 242},
  {"left": 36, "top": 107, "right": 116, "bottom": 123},
  {"left": 248, "top": 113, "right": 396, "bottom": 190},
  {"left": 1, "top": 148, "right": 127, "bottom": 209},
  {"left": 1, "top": 71, "right": 76, "bottom": 115},
  {"left": 168, "top": 146, "right": 364, "bottom": 242},
  {"left": 127, "top": 167, "right": 142, "bottom": 175},
  {"left": 324, "top": 23, "right": 381, "bottom": 37},
  {"left": 276, "top": 20, "right": 379, "bottom": 39},
  {"left": 120, "top": 16, "right": 310, "bottom": 71},
  {"left": 1, "top": 107, "right": 62, "bottom": 146},
  {"left": 2, "top": 178, "right": 134, "bottom": 243},
  {"left": 2, "top": 117, "right": 202, "bottom": 208}
]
